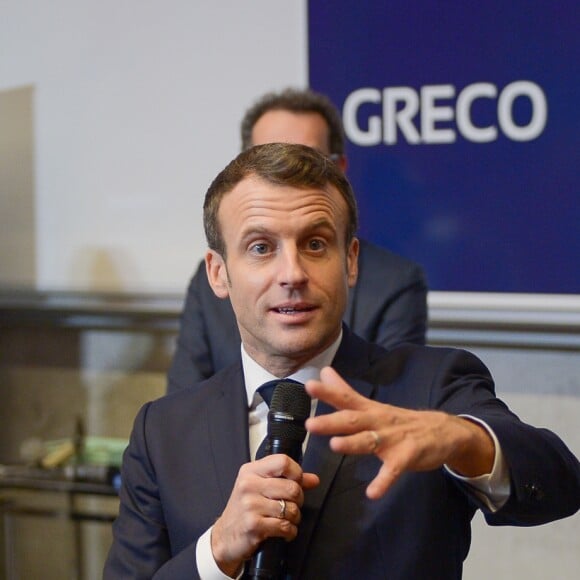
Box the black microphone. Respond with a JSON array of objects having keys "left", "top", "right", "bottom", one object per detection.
[{"left": 247, "top": 381, "right": 311, "bottom": 580}]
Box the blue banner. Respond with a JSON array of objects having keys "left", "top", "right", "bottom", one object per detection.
[{"left": 308, "top": 1, "right": 579, "bottom": 293}]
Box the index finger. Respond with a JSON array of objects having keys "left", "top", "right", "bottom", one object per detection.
[
  {"left": 253, "top": 454, "right": 305, "bottom": 482},
  {"left": 305, "top": 366, "right": 369, "bottom": 411}
]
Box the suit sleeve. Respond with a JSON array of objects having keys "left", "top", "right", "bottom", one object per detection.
[
  {"left": 482, "top": 417, "right": 580, "bottom": 526},
  {"left": 103, "top": 403, "right": 202, "bottom": 579},
  {"left": 167, "top": 262, "right": 215, "bottom": 393},
  {"left": 429, "top": 348, "right": 580, "bottom": 526}
]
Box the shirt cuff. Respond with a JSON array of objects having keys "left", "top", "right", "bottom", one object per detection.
[
  {"left": 196, "top": 526, "right": 238, "bottom": 580},
  {"left": 444, "top": 415, "right": 511, "bottom": 512}
]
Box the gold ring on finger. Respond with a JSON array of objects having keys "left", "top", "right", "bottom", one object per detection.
[
  {"left": 369, "top": 430, "right": 381, "bottom": 452},
  {"left": 278, "top": 498, "right": 286, "bottom": 519}
]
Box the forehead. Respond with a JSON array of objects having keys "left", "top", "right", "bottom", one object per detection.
[
  {"left": 251, "top": 110, "right": 331, "bottom": 154},
  {"left": 218, "top": 175, "right": 348, "bottom": 236}
]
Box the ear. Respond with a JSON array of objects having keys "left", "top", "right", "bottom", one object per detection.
[
  {"left": 206, "top": 250, "right": 230, "bottom": 299},
  {"left": 346, "top": 237, "right": 359, "bottom": 288},
  {"left": 337, "top": 154, "right": 348, "bottom": 174}
]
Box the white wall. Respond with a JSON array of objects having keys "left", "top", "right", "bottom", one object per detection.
[{"left": 0, "top": 0, "right": 307, "bottom": 292}]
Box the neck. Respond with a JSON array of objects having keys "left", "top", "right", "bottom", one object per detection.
[{"left": 242, "top": 329, "right": 343, "bottom": 378}]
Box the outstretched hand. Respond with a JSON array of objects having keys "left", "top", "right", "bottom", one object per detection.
[{"left": 305, "top": 367, "right": 494, "bottom": 500}]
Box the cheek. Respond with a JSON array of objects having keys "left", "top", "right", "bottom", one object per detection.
[
  {"left": 320, "top": 264, "right": 350, "bottom": 296},
  {"left": 227, "top": 265, "right": 267, "bottom": 301}
]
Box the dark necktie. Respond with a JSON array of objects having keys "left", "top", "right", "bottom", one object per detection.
[
  {"left": 255, "top": 379, "right": 303, "bottom": 460},
  {"left": 257, "top": 379, "right": 280, "bottom": 409}
]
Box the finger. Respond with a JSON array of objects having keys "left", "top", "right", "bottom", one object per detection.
[
  {"left": 301, "top": 473, "right": 320, "bottom": 490},
  {"left": 252, "top": 454, "right": 304, "bottom": 481},
  {"left": 260, "top": 478, "right": 305, "bottom": 507},
  {"left": 328, "top": 430, "right": 383, "bottom": 455},
  {"left": 259, "top": 515, "right": 299, "bottom": 542},
  {"left": 365, "top": 441, "right": 417, "bottom": 500},
  {"left": 366, "top": 461, "right": 403, "bottom": 500},
  {"left": 262, "top": 472, "right": 320, "bottom": 494},
  {"left": 270, "top": 498, "right": 301, "bottom": 525},
  {"left": 305, "top": 367, "right": 369, "bottom": 412},
  {"left": 307, "top": 408, "right": 371, "bottom": 437},
  {"left": 274, "top": 498, "right": 287, "bottom": 520}
]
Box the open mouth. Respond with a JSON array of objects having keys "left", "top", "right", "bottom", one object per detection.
[{"left": 273, "top": 305, "right": 316, "bottom": 315}]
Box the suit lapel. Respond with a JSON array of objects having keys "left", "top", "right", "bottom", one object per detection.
[
  {"left": 288, "top": 329, "right": 376, "bottom": 576},
  {"left": 205, "top": 363, "right": 250, "bottom": 506}
]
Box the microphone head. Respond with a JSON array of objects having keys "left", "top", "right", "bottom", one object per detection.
[
  {"left": 267, "top": 381, "right": 311, "bottom": 448},
  {"left": 270, "top": 381, "right": 311, "bottom": 418}
]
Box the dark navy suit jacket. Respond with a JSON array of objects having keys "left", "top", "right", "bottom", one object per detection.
[
  {"left": 167, "top": 239, "right": 428, "bottom": 392},
  {"left": 105, "top": 329, "right": 580, "bottom": 579}
]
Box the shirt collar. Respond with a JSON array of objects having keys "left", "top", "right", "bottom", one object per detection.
[{"left": 241, "top": 330, "right": 343, "bottom": 407}]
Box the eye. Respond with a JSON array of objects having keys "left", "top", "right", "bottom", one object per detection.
[
  {"left": 307, "top": 238, "right": 326, "bottom": 252},
  {"left": 249, "top": 242, "right": 271, "bottom": 255}
]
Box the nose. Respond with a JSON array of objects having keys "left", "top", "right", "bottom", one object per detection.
[{"left": 277, "top": 244, "right": 308, "bottom": 289}]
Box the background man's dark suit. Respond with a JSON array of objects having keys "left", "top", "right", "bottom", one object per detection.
[
  {"left": 167, "top": 239, "right": 428, "bottom": 392},
  {"left": 105, "top": 328, "right": 580, "bottom": 579}
]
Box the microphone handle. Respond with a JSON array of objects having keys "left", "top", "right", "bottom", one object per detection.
[
  {"left": 246, "top": 537, "right": 287, "bottom": 580},
  {"left": 270, "top": 438, "right": 302, "bottom": 462}
]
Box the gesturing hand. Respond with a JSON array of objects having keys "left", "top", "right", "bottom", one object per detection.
[
  {"left": 211, "top": 454, "right": 319, "bottom": 577},
  {"left": 305, "top": 367, "right": 494, "bottom": 500}
]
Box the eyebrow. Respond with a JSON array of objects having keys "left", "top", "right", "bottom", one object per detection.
[
  {"left": 238, "top": 218, "right": 337, "bottom": 243},
  {"left": 305, "top": 217, "right": 337, "bottom": 234}
]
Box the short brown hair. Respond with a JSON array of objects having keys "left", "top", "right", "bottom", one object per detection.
[
  {"left": 240, "top": 88, "right": 345, "bottom": 156},
  {"left": 204, "top": 143, "right": 358, "bottom": 257}
]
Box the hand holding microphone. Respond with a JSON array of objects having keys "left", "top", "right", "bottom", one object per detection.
[
  {"left": 247, "top": 381, "right": 312, "bottom": 579},
  {"left": 211, "top": 382, "right": 319, "bottom": 579}
]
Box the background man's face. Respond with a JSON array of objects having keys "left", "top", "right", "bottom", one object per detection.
[{"left": 206, "top": 174, "right": 358, "bottom": 372}]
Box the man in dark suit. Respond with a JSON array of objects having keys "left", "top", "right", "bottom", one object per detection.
[
  {"left": 105, "top": 144, "right": 579, "bottom": 579},
  {"left": 167, "top": 88, "right": 427, "bottom": 392}
]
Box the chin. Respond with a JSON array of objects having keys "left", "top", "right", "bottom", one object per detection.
[{"left": 273, "top": 331, "right": 328, "bottom": 358}]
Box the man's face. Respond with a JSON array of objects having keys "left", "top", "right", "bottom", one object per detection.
[
  {"left": 206, "top": 175, "right": 358, "bottom": 374},
  {"left": 252, "top": 110, "right": 331, "bottom": 154}
]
